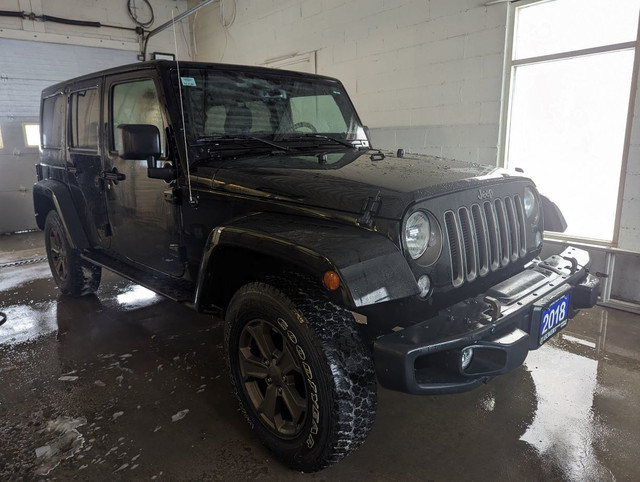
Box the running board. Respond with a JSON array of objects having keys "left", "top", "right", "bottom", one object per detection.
[{"left": 81, "top": 250, "right": 195, "bottom": 302}]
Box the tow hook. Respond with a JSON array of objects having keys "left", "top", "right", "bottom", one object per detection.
[
  {"left": 562, "top": 256, "right": 579, "bottom": 274},
  {"left": 483, "top": 296, "right": 502, "bottom": 321}
]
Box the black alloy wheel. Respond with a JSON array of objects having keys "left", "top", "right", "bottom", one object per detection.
[
  {"left": 44, "top": 211, "right": 101, "bottom": 296},
  {"left": 47, "top": 221, "right": 68, "bottom": 282},
  {"left": 225, "top": 274, "right": 377, "bottom": 472},
  {"left": 238, "top": 319, "right": 308, "bottom": 437}
]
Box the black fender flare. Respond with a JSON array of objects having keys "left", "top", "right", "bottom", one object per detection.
[
  {"left": 194, "top": 213, "right": 419, "bottom": 310},
  {"left": 539, "top": 194, "right": 567, "bottom": 233},
  {"left": 32, "top": 180, "right": 90, "bottom": 250}
]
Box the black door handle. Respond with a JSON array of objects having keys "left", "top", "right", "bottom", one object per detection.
[{"left": 101, "top": 168, "right": 126, "bottom": 184}]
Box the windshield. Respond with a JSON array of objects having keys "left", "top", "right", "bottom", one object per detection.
[{"left": 171, "top": 68, "right": 368, "bottom": 145}]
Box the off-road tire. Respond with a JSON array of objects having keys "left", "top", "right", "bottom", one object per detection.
[
  {"left": 44, "top": 210, "right": 101, "bottom": 296},
  {"left": 225, "top": 275, "right": 376, "bottom": 472}
]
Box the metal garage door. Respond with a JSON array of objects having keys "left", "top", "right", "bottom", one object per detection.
[{"left": 0, "top": 38, "right": 137, "bottom": 234}]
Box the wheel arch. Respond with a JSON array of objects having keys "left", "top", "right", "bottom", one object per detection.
[
  {"left": 33, "top": 180, "right": 90, "bottom": 250},
  {"left": 193, "top": 213, "right": 420, "bottom": 313},
  {"left": 195, "top": 234, "right": 342, "bottom": 313}
]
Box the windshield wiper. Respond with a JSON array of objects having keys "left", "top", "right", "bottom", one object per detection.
[
  {"left": 197, "top": 134, "right": 291, "bottom": 152},
  {"left": 280, "top": 133, "right": 361, "bottom": 149}
]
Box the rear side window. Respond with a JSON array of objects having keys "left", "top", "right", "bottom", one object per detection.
[
  {"left": 70, "top": 89, "right": 100, "bottom": 150},
  {"left": 111, "top": 79, "right": 165, "bottom": 157},
  {"left": 42, "top": 94, "right": 65, "bottom": 149}
]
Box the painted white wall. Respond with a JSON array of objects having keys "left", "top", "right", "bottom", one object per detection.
[
  {"left": 188, "top": 0, "right": 507, "bottom": 165},
  {"left": 0, "top": 0, "right": 192, "bottom": 58}
]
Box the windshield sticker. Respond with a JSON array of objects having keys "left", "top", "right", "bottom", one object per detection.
[{"left": 181, "top": 77, "right": 197, "bottom": 87}]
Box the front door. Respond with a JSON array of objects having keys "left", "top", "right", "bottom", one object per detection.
[{"left": 102, "top": 73, "right": 183, "bottom": 277}]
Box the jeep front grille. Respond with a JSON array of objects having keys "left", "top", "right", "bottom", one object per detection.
[{"left": 444, "top": 195, "right": 527, "bottom": 287}]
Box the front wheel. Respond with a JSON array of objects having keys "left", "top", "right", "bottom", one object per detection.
[
  {"left": 44, "top": 210, "right": 101, "bottom": 296},
  {"left": 225, "top": 277, "right": 376, "bottom": 472}
]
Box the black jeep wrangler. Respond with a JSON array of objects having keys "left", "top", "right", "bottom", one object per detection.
[{"left": 33, "top": 60, "right": 600, "bottom": 472}]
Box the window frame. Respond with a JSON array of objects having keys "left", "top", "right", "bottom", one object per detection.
[
  {"left": 108, "top": 76, "right": 167, "bottom": 159},
  {"left": 497, "top": 0, "right": 640, "bottom": 248},
  {"left": 68, "top": 86, "right": 101, "bottom": 153},
  {"left": 40, "top": 93, "right": 65, "bottom": 150}
]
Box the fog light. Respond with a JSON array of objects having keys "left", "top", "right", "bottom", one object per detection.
[
  {"left": 461, "top": 347, "right": 474, "bottom": 370},
  {"left": 417, "top": 275, "right": 431, "bottom": 298}
]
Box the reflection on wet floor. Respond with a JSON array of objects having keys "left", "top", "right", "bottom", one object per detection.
[
  {"left": 523, "top": 344, "right": 603, "bottom": 480},
  {"left": 0, "top": 233, "right": 639, "bottom": 480}
]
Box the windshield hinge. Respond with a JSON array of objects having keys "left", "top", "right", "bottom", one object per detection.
[{"left": 358, "top": 191, "right": 382, "bottom": 228}]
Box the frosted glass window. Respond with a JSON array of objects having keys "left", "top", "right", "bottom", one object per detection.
[
  {"left": 23, "top": 123, "right": 40, "bottom": 147},
  {"left": 514, "top": 0, "right": 640, "bottom": 60},
  {"left": 507, "top": 50, "right": 634, "bottom": 240}
]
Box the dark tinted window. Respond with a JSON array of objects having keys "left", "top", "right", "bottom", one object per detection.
[
  {"left": 41, "top": 94, "right": 65, "bottom": 149},
  {"left": 70, "top": 89, "right": 100, "bottom": 150}
]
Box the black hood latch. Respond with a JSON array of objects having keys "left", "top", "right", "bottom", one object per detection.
[{"left": 358, "top": 191, "right": 382, "bottom": 228}]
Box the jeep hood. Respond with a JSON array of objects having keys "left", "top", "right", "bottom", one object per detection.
[{"left": 209, "top": 151, "right": 527, "bottom": 219}]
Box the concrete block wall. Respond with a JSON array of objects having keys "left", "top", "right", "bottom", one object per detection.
[
  {"left": 189, "top": 0, "right": 507, "bottom": 165},
  {"left": 619, "top": 72, "right": 640, "bottom": 252},
  {"left": 0, "top": 0, "right": 191, "bottom": 57},
  {"left": 613, "top": 58, "right": 640, "bottom": 303}
]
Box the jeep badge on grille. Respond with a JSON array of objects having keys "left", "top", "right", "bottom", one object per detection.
[{"left": 478, "top": 188, "right": 494, "bottom": 200}]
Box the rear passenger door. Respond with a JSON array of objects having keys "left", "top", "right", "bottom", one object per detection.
[
  {"left": 67, "top": 79, "right": 111, "bottom": 249},
  {"left": 102, "top": 72, "right": 184, "bottom": 277}
]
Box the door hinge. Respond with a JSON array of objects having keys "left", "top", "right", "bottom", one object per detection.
[
  {"left": 163, "top": 188, "right": 182, "bottom": 205},
  {"left": 358, "top": 191, "right": 382, "bottom": 228}
]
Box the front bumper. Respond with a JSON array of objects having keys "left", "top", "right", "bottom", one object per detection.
[{"left": 373, "top": 247, "right": 600, "bottom": 395}]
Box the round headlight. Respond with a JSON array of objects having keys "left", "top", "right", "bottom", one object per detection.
[
  {"left": 523, "top": 187, "right": 539, "bottom": 221},
  {"left": 405, "top": 211, "right": 430, "bottom": 259}
]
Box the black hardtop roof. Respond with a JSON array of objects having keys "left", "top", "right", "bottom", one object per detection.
[{"left": 41, "top": 60, "right": 342, "bottom": 98}]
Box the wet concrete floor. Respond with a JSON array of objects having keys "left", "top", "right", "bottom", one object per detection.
[{"left": 1, "top": 232, "right": 639, "bottom": 481}]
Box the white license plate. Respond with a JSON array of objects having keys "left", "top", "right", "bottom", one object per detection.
[{"left": 539, "top": 293, "right": 571, "bottom": 345}]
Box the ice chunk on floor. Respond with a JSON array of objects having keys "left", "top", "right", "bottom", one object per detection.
[
  {"left": 171, "top": 409, "right": 189, "bottom": 422},
  {"left": 35, "top": 416, "right": 87, "bottom": 475},
  {"left": 58, "top": 375, "right": 79, "bottom": 382}
]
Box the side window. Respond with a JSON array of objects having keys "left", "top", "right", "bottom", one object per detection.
[
  {"left": 289, "top": 95, "right": 347, "bottom": 133},
  {"left": 112, "top": 79, "right": 165, "bottom": 157},
  {"left": 42, "top": 94, "right": 65, "bottom": 149},
  {"left": 70, "top": 89, "right": 100, "bottom": 150}
]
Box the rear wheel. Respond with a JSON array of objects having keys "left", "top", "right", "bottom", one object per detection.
[
  {"left": 44, "top": 211, "right": 101, "bottom": 296},
  {"left": 225, "top": 276, "right": 376, "bottom": 472}
]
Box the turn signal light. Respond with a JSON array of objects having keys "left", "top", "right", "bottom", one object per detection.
[{"left": 323, "top": 271, "right": 341, "bottom": 291}]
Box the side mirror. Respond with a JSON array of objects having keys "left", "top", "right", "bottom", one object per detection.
[
  {"left": 116, "top": 124, "right": 161, "bottom": 160},
  {"left": 147, "top": 159, "right": 176, "bottom": 181},
  {"left": 116, "top": 124, "right": 175, "bottom": 181}
]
